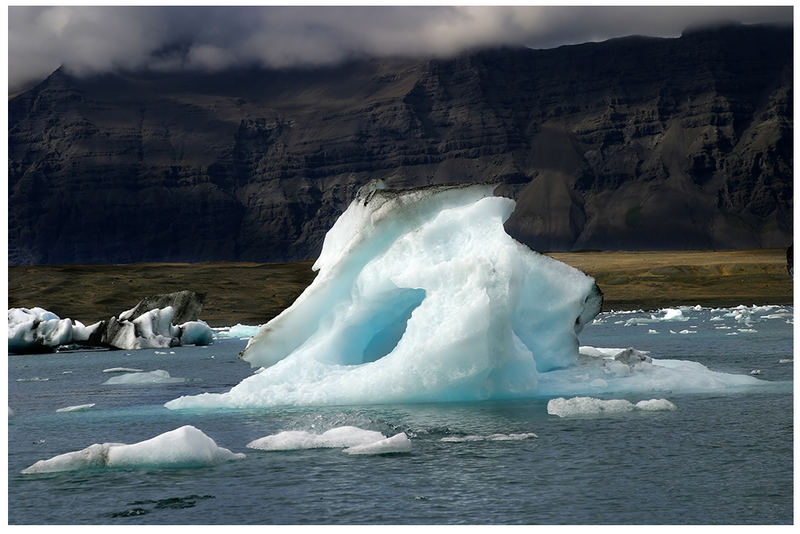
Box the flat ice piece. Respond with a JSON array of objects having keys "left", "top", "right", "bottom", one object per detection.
[
  {"left": 21, "top": 425, "right": 244, "bottom": 474},
  {"left": 343, "top": 432, "right": 412, "bottom": 455},
  {"left": 547, "top": 396, "right": 676, "bottom": 417},
  {"left": 56, "top": 403, "right": 95, "bottom": 413},
  {"left": 103, "top": 369, "right": 184, "bottom": 385},
  {"left": 247, "top": 426, "right": 387, "bottom": 451},
  {"left": 440, "top": 432, "right": 538, "bottom": 442},
  {"left": 102, "top": 367, "right": 144, "bottom": 373},
  {"left": 167, "top": 182, "right": 601, "bottom": 408}
]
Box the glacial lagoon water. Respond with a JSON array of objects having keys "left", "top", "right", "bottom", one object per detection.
[{"left": 7, "top": 305, "right": 793, "bottom": 524}]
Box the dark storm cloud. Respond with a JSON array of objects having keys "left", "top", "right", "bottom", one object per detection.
[{"left": 8, "top": 5, "right": 792, "bottom": 91}]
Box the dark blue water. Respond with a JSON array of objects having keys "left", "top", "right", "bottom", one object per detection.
[{"left": 8, "top": 306, "right": 793, "bottom": 524}]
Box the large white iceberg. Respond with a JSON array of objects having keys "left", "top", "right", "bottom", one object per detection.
[
  {"left": 165, "top": 183, "right": 773, "bottom": 410},
  {"left": 21, "top": 425, "right": 244, "bottom": 474},
  {"left": 167, "top": 182, "right": 601, "bottom": 408}
]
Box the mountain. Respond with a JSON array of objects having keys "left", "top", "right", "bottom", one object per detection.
[{"left": 8, "top": 23, "right": 792, "bottom": 265}]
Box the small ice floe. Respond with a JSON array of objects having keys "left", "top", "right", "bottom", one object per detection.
[
  {"left": 16, "top": 377, "right": 49, "bottom": 382},
  {"left": 737, "top": 329, "right": 757, "bottom": 334},
  {"left": 56, "top": 403, "right": 95, "bottom": 413},
  {"left": 102, "top": 367, "right": 144, "bottom": 373},
  {"left": 21, "top": 425, "right": 244, "bottom": 474},
  {"left": 247, "top": 426, "right": 387, "bottom": 451},
  {"left": 625, "top": 308, "right": 689, "bottom": 327},
  {"left": 102, "top": 370, "right": 184, "bottom": 385},
  {"left": 247, "top": 426, "right": 411, "bottom": 455},
  {"left": 440, "top": 432, "right": 538, "bottom": 443},
  {"left": 547, "top": 396, "right": 677, "bottom": 417},
  {"left": 778, "top": 359, "right": 793, "bottom": 364},
  {"left": 647, "top": 329, "right": 659, "bottom": 334},
  {"left": 213, "top": 324, "right": 261, "bottom": 340},
  {"left": 750, "top": 369, "right": 761, "bottom": 376},
  {"left": 343, "top": 433, "right": 411, "bottom": 455}
]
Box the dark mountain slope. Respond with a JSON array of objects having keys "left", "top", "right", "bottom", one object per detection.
[{"left": 9, "top": 23, "right": 792, "bottom": 265}]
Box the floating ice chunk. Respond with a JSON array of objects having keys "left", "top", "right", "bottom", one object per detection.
[
  {"left": 225, "top": 324, "right": 261, "bottom": 339},
  {"left": 778, "top": 359, "right": 793, "bottom": 364},
  {"left": 624, "top": 308, "right": 689, "bottom": 327},
  {"left": 167, "top": 183, "right": 601, "bottom": 409},
  {"left": 648, "top": 329, "right": 659, "bottom": 334},
  {"left": 750, "top": 369, "right": 761, "bottom": 376},
  {"left": 662, "top": 308, "right": 685, "bottom": 320},
  {"left": 547, "top": 397, "right": 636, "bottom": 417},
  {"left": 635, "top": 399, "right": 677, "bottom": 411},
  {"left": 8, "top": 307, "right": 73, "bottom": 353},
  {"left": 440, "top": 432, "right": 537, "bottom": 442},
  {"left": 56, "top": 403, "right": 96, "bottom": 413},
  {"left": 246, "top": 426, "right": 387, "bottom": 451},
  {"left": 547, "top": 396, "right": 676, "bottom": 417},
  {"left": 179, "top": 320, "right": 214, "bottom": 346},
  {"left": 761, "top": 312, "right": 793, "bottom": 320},
  {"left": 21, "top": 426, "right": 244, "bottom": 474},
  {"left": 343, "top": 432, "right": 411, "bottom": 455},
  {"left": 737, "top": 329, "right": 757, "bottom": 333},
  {"left": 102, "top": 367, "right": 144, "bottom": 373},
  {"left": 538, "top": 352, "right": 764, "bottom": 397},
  {"left": 103, "top": 370, "right": 184, "bottom": 385}
]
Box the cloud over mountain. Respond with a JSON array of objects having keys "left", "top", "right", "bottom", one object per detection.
[{"left": 8, "top": 5, "right": 791, "bottom": 91}]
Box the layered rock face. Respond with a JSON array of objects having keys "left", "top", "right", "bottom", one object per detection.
[{"left": 8, "top": 23, "right": 792, "bottom": 265}]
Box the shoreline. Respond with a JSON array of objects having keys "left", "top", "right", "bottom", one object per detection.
[{"left": 8, "top": 249, "right": 793, "bottom": 327}]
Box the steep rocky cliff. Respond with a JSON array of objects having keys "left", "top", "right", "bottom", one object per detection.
[{"left": 9, "top": 23, "right": 792, "bottom": 265}]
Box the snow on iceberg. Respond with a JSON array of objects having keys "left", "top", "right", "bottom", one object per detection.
[
  {"left": 166, "top": 182, "right": 602, "bottom": 408},
  {"left": 21, "top": 425, "right": 244, "bottom": 474}
]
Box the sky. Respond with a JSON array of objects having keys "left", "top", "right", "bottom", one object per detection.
[{"left": 7, "top": 4, "right": 793, "bottom": 92}]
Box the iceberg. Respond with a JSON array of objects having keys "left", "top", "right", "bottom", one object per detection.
[
  {"left": 7, "top": 307, "right": 100, "bottom": 354},
  {"left": 21, "top": 425, "right": 244, "bottom": 474},
  {"left": 167, "top": 182, "right": 602, "bottom": 408},
  {"left": 178, "top": 320, "right": 214, "bottom": 346}
]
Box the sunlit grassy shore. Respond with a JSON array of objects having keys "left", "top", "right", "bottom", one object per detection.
[{"left": 8, "top": 249, "right": 792, "bottom": 327}]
